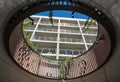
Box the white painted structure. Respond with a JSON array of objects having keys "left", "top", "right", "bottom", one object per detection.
[{"left": 23, "top": 15, "right": 98, "bottom": 59}]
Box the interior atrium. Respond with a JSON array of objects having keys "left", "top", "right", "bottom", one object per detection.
[{"left": 0, "top": 0, "right": 120, "bottom": 82}]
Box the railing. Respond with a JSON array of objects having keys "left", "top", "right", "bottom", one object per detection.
[
  {"left": 40, "top": 21, "right": 58, "bottom": 25},
  {"left": 33, "top": 36, "right": 95, "bottom": 43},
  {"left": 60, "top": 23, "right": 78, "bottom": 27},
  {"left": 60, "top": 49, "right": 85, "bottom": 55},
  {"left": 60, "top": 38, "right": 84, "bottom": 43},
  {"left": 35, "top": 48, "right": 85, "bottom": 55},
  {"left": 40, "top": 21, "right": 78, "bottom": 27},
  {"left": 83, "top": 31, "right": 98, "bottom": 34},
  {"left": 33, "top": 36, "right": 85, "bottom": 43},
  {"left": 86, "top": 39, "right": 95, "bottom": 43},
  {"left": 60, "top": 29, "right": 80, "bottom": 33},
  {"left": 35, "top": 48, "right": 56, "bottom": 54},
  {"left": 33, "top": 36, "right": 57, "bottom": 41},
  {"left": 37, "top": 28, "right": 80, "bottom": 33},
  {"left": 80, "top": 24, "right": 98, "bottom": 28},
  {"left": 37, "top": 28, "right": 58, "bottom": 32},
  {"left": 24, "top": 26, "right": 35, "bottom": 30}
]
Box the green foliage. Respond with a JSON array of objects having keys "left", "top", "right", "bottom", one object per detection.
[
  {"left": 24, "top": 32, "right": 36, "bottom": 49},
  {"left": 23, "top": 20, "right": 31, "bottom": 29},
  {"left": 28, "top": 40, "right": 36, "bottom": 49},
  {"left": 83, "top": 19, "right": 95, "bottom": 32},
  {"left": 59, "top": 57, "right": 72, "bottom": 79},
  {"left": 23, "top": 20, "right": 36, "bottom": 49},
  {"left": 24, "top": 32, "right": 31, "bottom": 38}
]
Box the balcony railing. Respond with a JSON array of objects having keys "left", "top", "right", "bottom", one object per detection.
[
  {"left": 24, "top": 27, "right": 35, "bottom": 30},
  {"left": 37, "top": 28, "right": 58, "bottom": 32},
  {"left": 33, "top": 36, "right": 95, "bottom": 44},
  {"left": 35, "top": 48, "right": 85, "bottom": 55},
  {"left": 33, "top": 36, "right": 84, "bottom": 43},
  {"left": 37, "top": 28, "right": 80, "bottom": 34},
  {"left": 83, "top": 31, "right": 98, "bottom": 34},
  {"left": 40, "top": 21, "right": 58, "bottom": 25},
  {"left": 60, "top": 29, "right": 80, "bottom": 33},
  {"left": 36, "top": 48, "right": 56, "bottom": 54},
  {"left": 60, "top": 23, "right": 78, "bottom": 27},
  {"left": 85, "top": 39, "right": 95, "bottom": 43},
  {"left": 33, "top": 36, "right": 57, "bottom": 41},
  {"left": 60, "top": 49, "right": 85, "bottom": 55},
  {"left": 60, "top": 38, "right": 84, "bottom": 43},
  {"left": 40, "top": 21, "right": 78, "bottom": 27}
]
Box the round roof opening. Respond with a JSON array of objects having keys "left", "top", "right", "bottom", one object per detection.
[
  {"left": 22, "top": 10, "right": 98, "bottom": 60},
  {"left": 3, "top": 0, "right": 116, "bottom": 80}
]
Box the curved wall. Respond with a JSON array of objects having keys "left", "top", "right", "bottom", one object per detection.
[
  {"left": 9, "top": 19, "right": 110, "bottom": 79},
  {"left": 0, "top": 0, "right": 120, "bottom": 82}
]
